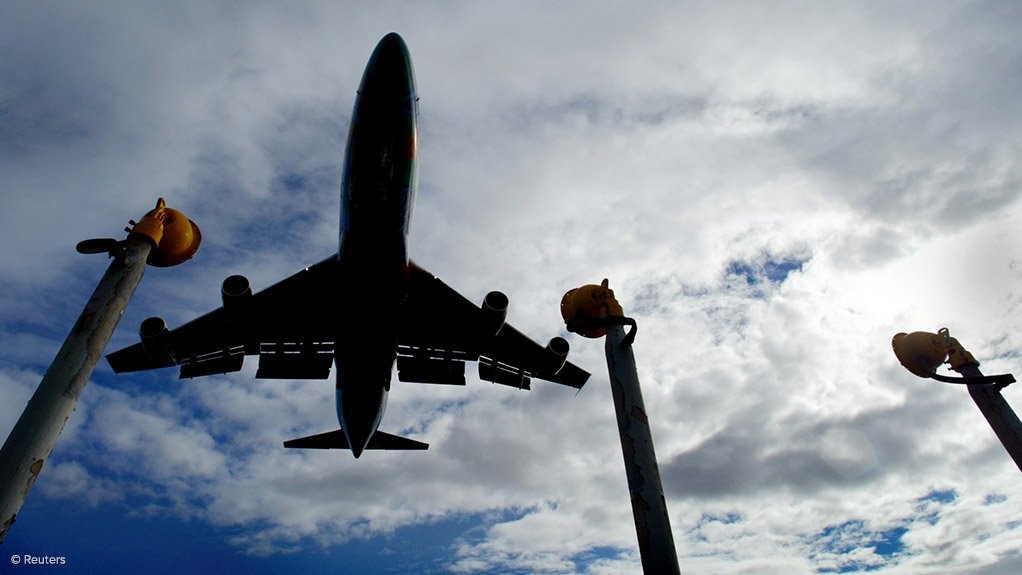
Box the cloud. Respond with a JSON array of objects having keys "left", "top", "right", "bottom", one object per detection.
[
  {"left": 2, "top": 2, "right": 1022, "bottom": 574},
  {"left": 0, "top": 369, "right": 42, "bottom": 441},
  {"left": 36, "top": 461, "right": 124, "bottom": 507}
]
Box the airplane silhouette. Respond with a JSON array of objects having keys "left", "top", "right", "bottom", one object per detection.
[{"left": 107, "top": 33, "right": 590, "bottom": 458}]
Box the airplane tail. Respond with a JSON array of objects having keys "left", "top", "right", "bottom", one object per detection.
[{"left": 283, "top": 429, "right": 428, "bottom": 451}]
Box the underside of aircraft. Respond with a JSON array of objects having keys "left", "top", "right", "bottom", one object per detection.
[{"left": 107, "top": 33, "right": 590, "bottom": 458}]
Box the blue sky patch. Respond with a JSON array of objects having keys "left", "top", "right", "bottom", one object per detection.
[
  {"left": 915, "top": 488, "right": 958, "bottom": 525},
  {"left": 808, "top": 489, "right": 964, "bottom": 572},
  {"left": 698, "top": 512, "right": 743, "bottom": 526},
  {"left": 5, "top": 494, "right": 515, "bottom": 575},
  {"left": 725, "top": 255, "right": 808, "bottom": 287},
  {"left": 918, "top": 489, "right": 958, "bottom": 505},
  {"left": 810, "top": 519, "right": 909, "bottom": 573},
  {"left": 984, "top": 493, "right": 1008, "bottom": 505}
]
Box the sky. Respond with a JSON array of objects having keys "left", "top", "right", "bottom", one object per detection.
[{"left": 2, "top": 1, "right": 1022, "bottom": 573}]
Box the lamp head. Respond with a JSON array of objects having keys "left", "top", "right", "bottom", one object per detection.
[
  {"left": 892, "top": 331, "right": 947, "bottom": 378},
  {"left": 147, "top": 207, "right": 201, "bottom": 267},
  {"left": 561, "top": 283, "right": 609, "bottom": 338},
  {"left": 128, "top": 198, "right": 202, "bottom": 267}
]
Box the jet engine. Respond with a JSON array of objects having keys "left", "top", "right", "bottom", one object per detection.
[
  {"left": 221, "top": 275, "right": 252, "bottom": 310},
  {"left": 139, "top": 316, "right": 171, "bottom": 360},
  {"left": 542, "top": 336, "right": 570, "bottom": 375},
  {"left": 480, "top": 291, "right": 508, "bottom": 335}
]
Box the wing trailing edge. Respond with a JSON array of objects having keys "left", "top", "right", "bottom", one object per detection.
[{"left": 283, "top": 429, "right": 428, "bottom": 451}]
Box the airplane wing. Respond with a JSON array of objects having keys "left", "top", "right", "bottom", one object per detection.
[
  {"left": 107, "top": 257, "right": 590, "bottom": 390},
  {"left": 106, "top": 256, "right": 339, "bottom": 379},
  {"left": 396, "top": 262, "right": 590, "bottom": 390}
]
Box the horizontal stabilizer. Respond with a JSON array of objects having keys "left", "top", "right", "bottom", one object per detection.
[
  {"left": 367, "top": 430, "right": 429, "bottom": 450},
  {"left": 283, "top": 429, "right": 428, "bottom": 451}
]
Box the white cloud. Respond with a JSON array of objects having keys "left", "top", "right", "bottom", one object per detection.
[
  {"left": 36, "top": 461, "right": 123, "bottom": 507},
  {"left": 2, "top": 1, "right": 1021, "bottom": 573},
  {"left": 0, "top": 369, "right": 42, "bottom": 442}
]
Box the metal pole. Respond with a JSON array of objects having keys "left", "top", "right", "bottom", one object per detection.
[
  {"left": 605, "top": 324, "right": 681, "bottom": 575},
  {"left": 0, "top": 236, "right": 152, "bottom": 542},
  {"left": 959, "top": 365, "right": 1022, "bottom": 473}
]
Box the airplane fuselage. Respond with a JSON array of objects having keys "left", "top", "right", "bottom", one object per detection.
[{"left": 335, "top": 33, "right": 418, "bottom": 457}]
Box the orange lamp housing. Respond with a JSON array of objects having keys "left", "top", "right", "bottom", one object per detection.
[
  {"left": 129, "top": 198, "right": 202, "bottom": 267},
  {"left": 561, "top": 279, "right": 626, "bottom": 338},
  {"left": 561, "top": 284, "right": 608, "bottom": 338},
  {"left": 148, "top": 208, "right": 201, "bottom": 267},
  {"left": 892, "top": 331, "right": 948, "bottom": 378}
]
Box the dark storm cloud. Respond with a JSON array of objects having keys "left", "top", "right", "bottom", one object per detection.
[{"left": 661, "top": 393, "right": 960, "bottom": 499}]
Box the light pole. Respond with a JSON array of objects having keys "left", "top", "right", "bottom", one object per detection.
[
  {"left": 562, "top": 279, "right": 681, "bottom": 575},
  {"left": 0, "top": 199, "right": 200, "bottom": 543},
  {"left": 892, "top": 328, "right": 1022, "bottom": 473}
]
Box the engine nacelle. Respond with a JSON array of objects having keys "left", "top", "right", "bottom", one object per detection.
[
  {"left": 221, "top": 274, "right": 252, "bottom": 311},
  {"left": 543, "top": 336, "right": 570, "bottom": 374},
  {"left": 139, "top": 316, "right": 171, "bottom": 360},
  {"left": 480, "top": 291, "right": 509, "bottom": 336}
]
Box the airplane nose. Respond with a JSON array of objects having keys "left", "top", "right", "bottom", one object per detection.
[{"left": 359, "top": 32, "right": 416, "bottom": 101}]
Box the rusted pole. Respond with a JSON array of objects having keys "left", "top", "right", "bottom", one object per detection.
[
  {"left": 959, "top": 364, "right": 1022, "bottom": 473},
  {"left": 893, "top": 329, "right": 1022, "bottom": 474},
  {"left": 605, "top": 323, "right": 681, "bottom": 575},
  {"left": 0, "top": 236, "right": 152, "bottom": 543}
]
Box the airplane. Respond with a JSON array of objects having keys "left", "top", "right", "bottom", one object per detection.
[{"left": 106, "top": 33, "right": 590, "bottom": 458}]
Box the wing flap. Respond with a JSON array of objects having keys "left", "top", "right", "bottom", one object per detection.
[
  {"left": 479, "top": 358, "right": 531, "bottom": 389},
  {"left": 396, "top": 355, "right": 467, "bottom": 385},
  {"left": 399, "top": 261, "right": 591, "bottom": 390},
  {"left": 256, "top": 344, "right": 333, "bottom": 379},
  {"left": 179, "top": 352, "right": 244, "bottom": 379}
]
